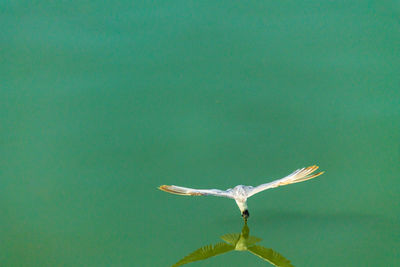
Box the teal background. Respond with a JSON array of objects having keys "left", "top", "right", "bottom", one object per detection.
[{"left": 1, "top": 1, "right": 399, "bottom": 266}]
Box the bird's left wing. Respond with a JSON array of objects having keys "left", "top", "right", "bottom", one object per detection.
[
  {"left": 247, "top": 165, "right": 324, "bottom": 198},
  {"left": 159, "top": 185, "right": 234, "bottom": 199}
]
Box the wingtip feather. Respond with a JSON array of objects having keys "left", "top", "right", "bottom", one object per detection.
[
  {"left": 158, "top": 185, "right": 201, "bottom": 196},
  {"left": 158, "top": 185, "right": 168, "bottom": 191},
  {"left": 158, "top": 185, "right": 180, "bottom": 194}
]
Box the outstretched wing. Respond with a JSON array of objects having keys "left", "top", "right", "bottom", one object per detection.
[
  {"left": 247, "top": 245, "right": 294, "bottom": 267},
  {"left": 247, "top": 165, "right": 324, "bottom": 198},
  {"left": 159, "top": 185, "right": 234, "bottom": 199}
]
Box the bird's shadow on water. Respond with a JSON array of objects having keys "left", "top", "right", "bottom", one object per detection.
[{"left": 171, "top": 220, "right": 294, "bottom": 267}]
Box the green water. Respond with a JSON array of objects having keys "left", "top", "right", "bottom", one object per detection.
[{"left": 1, "top": 1, "right": 399, "bottom": 266}]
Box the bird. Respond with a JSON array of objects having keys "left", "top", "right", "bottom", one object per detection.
[{"left": 159, "top": 165, "right": 324, "bottom": 221}]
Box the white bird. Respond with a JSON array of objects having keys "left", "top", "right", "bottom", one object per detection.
[{"left": 159, "top": 165, "right": 324, "bottom": 220}]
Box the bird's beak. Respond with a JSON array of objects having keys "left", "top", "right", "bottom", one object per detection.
[{"left": 242, "top": 210, "right": 249, "bottom": 221}]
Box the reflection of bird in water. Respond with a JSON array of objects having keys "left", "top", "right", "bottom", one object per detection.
[
  {"left": 160, "top": 165, "right": 324, "bottom": 220},
  {"left": 172, "top": 221, "right": 294, "bottom": 267}
]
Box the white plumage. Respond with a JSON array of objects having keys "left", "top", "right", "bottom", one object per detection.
[{"left": 159, "top": 165, "right": 324, "bottom": 220}]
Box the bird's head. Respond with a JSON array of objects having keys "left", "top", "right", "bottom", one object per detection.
[{"left": 241, "top": 209, "right": 250, "bottom": 221}]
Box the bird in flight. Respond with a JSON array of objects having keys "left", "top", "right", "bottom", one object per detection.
[{"left": 159, "top": 165, "right": 324, "bottom": 220}]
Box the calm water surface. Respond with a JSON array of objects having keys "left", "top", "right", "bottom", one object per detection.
[{"left": 1, "top": 1, "right": 399, "bottom": 266}]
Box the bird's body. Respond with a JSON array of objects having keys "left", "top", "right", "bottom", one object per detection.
[
  {"left": 159, "top": 165, "right": 324, "bottom": 220},
  {"left": 230, "top": 185, "right": 250, "bottom": 217}
]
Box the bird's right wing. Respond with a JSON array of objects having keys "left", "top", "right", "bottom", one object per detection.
[
  {"left": 247, "top": 165, "right": 324, "bottom": 198},
  {"left": 159, "top": 185, "right": 234, "bottom": 199}
]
